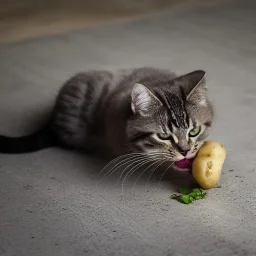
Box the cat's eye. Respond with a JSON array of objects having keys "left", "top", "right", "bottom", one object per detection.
[
  {"left": 157, "top": 133, "right": 171, "bottom": 140},
  {"left": 189, "top": 126, "right": 201, "bottom": 137}
]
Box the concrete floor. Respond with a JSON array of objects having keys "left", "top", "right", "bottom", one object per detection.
[
  {"left": 1, "top": 0, "right": 256, "bottom": 255},
  {"left": 0, "top": 0, "right": 206, "bottom": 44}
]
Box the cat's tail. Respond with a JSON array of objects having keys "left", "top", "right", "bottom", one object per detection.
[{"left": 0, "top": 125, "right": 58, "bottom": 154}]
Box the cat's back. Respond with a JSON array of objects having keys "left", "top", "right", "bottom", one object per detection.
[
  {"left": 102, "top": 67, "right": 178, "bottom": 107},
  {"left": 109, "top": 67, "right": 177, "bottom": 99},
  {"left": 114, "top": 67, "right": 176, "bottom": 87}
]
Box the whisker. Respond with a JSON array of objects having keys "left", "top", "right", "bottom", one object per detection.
[
  {"left": 98, "top": 152, "right": 170, "bottom": 176},
  {"left": 98, "top": 153, "right": 148, "bottom": 176},
  {"left": 98, "top": 151, "right": 173, "bottom": 187},
  {"left": 157, "top": 162, "right": 175, "bottom": 186},
  {"left": 145, "top": 160, "right": 167, "bottom": 191},
  {"left": 125, "top": 158, "right": 163, "bottom": 182},
  {"left": 117, "top": 156, "right": 162, "bottom": 185},
  {"left": 120, "top": 157, "right": 160, "bottom": 188},
  {"left": 121, "top": 158, "right": 163, "bottom": 195},
  {"left": 99, "top": 154, "right": 150, "bottom": 182},
  {"left": 131, "top": 159, "right": 164, "bottom": 190},
  {"left": 100, "top": 152, "right": 169, "bottom": 181}
]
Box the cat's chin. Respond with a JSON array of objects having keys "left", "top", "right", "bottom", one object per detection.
[{"left": 173, "top": 166, "right": 192, "bottom": 172}]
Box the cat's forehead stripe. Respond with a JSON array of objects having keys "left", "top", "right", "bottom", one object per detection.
[{"left": 164, "top": 93, "right": 189, "bottom": 130}]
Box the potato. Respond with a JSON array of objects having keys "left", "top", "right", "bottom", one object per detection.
[{"left": 192, "top": 141, "right": 226, "bottom": 190}]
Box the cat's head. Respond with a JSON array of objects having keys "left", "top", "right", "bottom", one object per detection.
[{"left": 126, "top": 70, "right": 214, "bottom": 171}]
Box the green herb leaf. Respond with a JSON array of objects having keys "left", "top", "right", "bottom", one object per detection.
[
  {"left": 181, "top": 195, "right": 190, "bottom": 204},
  {"left": 201, "top": 192, "right": 207, "bottom": 198},
  {"left": 171, "top": 194, "right": 178, "bottom": 199},
  {"left": 180, "top": 188, "right": 192, "bottom": 195},
  {"left": 188, "top": 192, "right": 197, "bottom": 197},
  {"left": 192, "top": 188, "right": 203, "bottom": 195},
  {"left": 171, "top": 187, "right": 207, "bottom": 204}
]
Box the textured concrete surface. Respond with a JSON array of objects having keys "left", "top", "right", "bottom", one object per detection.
[
  {"left": 0, "top": 0, "right": 204, "bottom": 44},
  {"left": 0, "top": 0, "right": 256, "bottom": 255}
]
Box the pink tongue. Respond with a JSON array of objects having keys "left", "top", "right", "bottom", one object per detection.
[{"left": 175, "top": 158, "right": 194, "bottom": 169}]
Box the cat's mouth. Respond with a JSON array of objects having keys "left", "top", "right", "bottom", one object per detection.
[{"left": 175, "top": 158, "right": 195, "bottom": 170}]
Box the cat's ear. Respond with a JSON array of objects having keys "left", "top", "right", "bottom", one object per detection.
[
  {"left": 178, "top": 70, "right": 207, "bottom": 105},
  {"left": 131, "top": 83, "right": 162, "bottom": 116}
]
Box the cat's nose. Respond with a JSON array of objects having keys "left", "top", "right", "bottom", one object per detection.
[
  {"left": 177, "top": 143, "right": 190, "bottom": 156},
  {"left": 180, "top": 150, "right": 189, "bottom": 157}
]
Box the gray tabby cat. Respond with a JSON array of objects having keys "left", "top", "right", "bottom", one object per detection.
[{"left": 0, "top": 67, "right": 214, "bottom": 171}]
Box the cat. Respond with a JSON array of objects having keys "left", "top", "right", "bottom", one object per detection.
[{"left": 0, "top": 67, "right": 214, "bottom": 171}]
